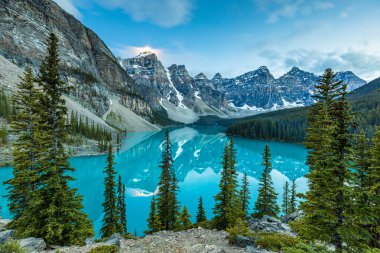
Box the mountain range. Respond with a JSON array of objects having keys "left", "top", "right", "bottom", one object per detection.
[
  {"left": 118, "top": 52, "right": 366, "bottom": 123},
  {"left": 0, "top": 0, "right": 367, "bottom": 130}
]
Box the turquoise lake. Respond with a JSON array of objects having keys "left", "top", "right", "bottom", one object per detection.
[{"left": 0, "top": 126, "right": 308, "bottom": 236}]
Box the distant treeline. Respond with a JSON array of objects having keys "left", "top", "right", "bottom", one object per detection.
[{"left": 227, "top": 77, "right": 380, "bottom": 143}]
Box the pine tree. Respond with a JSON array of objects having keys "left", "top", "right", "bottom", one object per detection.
[
  {"left": 196, "top": 196, "right": 207, "bottom": 223},
  {"left": 213, "top": 138, "right": 241, "bottom": 229},
  {"left": 157, "top": 129, "right": 179, "bottom": 230},
  {"left": 253, "top": 145, "right": 279, "bottom": 218},
  {"left": 5, "top": 68, "right": 40, "bottom": 228},
  {"left": 349, "top": 130, "right": 374, "bottom": 248},
  {"left": 12, "top": 33, "right": 93, "bottom": 245},
  {"left": 146, "top": 197, "right": 160, "bottom": 234},
  {"left": 288, "top": 180, "right": 297, "bottom": 214},
  {"left": 300, "top": 69, "right": 356, "bottom": 252},
  {"left": 240, "top": 171, "right": 250, "bottom": 218},
  {"left": 117, "top": 175, "right": 127, "bottom": 236},
  {"left": 282, "top": 181, "right": 290, "bottom": 216},
  {"left": 367, "top": 128, "right": 380, "bottom": 248},
  {"left": 0, "top": 122, "right": 8, "bottom": 145},
  {"left": 175, "top": 206, "right": 192, "bottom": 230},
  {"left": 101, "top": 144, "right": 118, "bottom": 238}
]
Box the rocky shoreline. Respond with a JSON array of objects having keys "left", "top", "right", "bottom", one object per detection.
[{"left": 0, "top": 213, "right": 305, "bottom": 253}]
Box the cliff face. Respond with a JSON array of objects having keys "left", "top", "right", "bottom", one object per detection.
[{"left": 0, "top": 0, "right": 154, "bottom": 124}]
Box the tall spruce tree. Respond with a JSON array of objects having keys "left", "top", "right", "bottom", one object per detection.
[
  {"left": 13, "top": 33, "right": 93, "bottom": 245},
  {"left": 196, "top": 196, "right": 207, "bottom": 223},
  {"left": 351, "top": 130, "right": 374, "bottom": 248},
  {"left": 146, "top": 197, "right": 160, "bottom": 234},
  {"left": 300, "top": 69, "right": 356, "bottom": 252},
  {"left": 213, "top": 138, "right": 240, "bottom": 229},
  {"left": 5, "top": 68, "right": 41, "bottom": 228},
  {"left": 157, "top": 129, "right": 179, "bottom": 230},
  {"left": 368, "top": 128, "right": 380, "bottom": 248},
  {"left": 175, "top": 206, "right": 192, "bottom": 230},
  {"left": 253, "top": 145, "right": 279, "bottom": 218},
  {"left": 240, "top": 171, "right": 250, "bottom": 218},
  {"left": 101, "top": 144, "right": 119, "bottom": 238},
  {"left": 117, "top": 175, "right": 127, "bottom": 236},
  {"left": 288, "top": 180, "right": 297, "bottom": 214},
  {"left": 0, "top": 122, "right": 8, "bottom": 145},
  {"left": 282, "top": 181, "right": 290, "bottom": 216}
]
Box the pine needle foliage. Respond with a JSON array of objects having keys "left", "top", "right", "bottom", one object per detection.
[
  {"left": 157, "top": 129, "right": 179, "bottom": 230},
  {"left": 213, "top": 138, "right": 242, "bottom": 229},
  {"left": 240, "top": 171, "right": 250, "bottom": 218},
  {"left": 101, "top": 144, "right": 118, "bottom": 238},
  {"left": 196, "top": 196, "right": 207, "bottom": 223},
  {"left": 117, "top": 175, "right": 127, "bottom": 236},
  {"left": 7, "top": 34, "right": 94, "bottom": 246},
  {"left": 146, "top": 197, "right": 161, "bottom": 234},
  {"left": 253, "top": 145, "right": 279, "bottom": 218}
]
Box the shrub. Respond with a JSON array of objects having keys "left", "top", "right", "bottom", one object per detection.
[
  {"left": 88, "top": 245, "right": 119, "bottom": 253},
  {"left": 226, "top": 218, "right": 253, "bottom": 244},
  {"left": 0, "top": 240, "right": 26, "bottom": 253},
  {"left": 255, "top": 232, "right": 300, "bottom": 252},
  {"left": 282, "top": 241, "right": 333, "bottom": 253}
]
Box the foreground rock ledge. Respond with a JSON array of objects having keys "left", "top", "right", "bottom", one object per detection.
[{"left": 45, "top": 228, "right": 269, "bottom": 253}]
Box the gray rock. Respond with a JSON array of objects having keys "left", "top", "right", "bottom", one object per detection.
[
  {"left": 19, "top": 237, "right": 46, "bottom": 253},
  {"left": 85, "top": 238, "right": 95, "bottom": 246},
  {"left": 259, "top": 215, "right": 281, "bottom": 224},
  {"left": 235, "top": 235, "right": 255, "bottom": 248},
  {"left": 0, "top": 219, "right": 12, "bottom": 232},
  {"left": 248, "top": 216, "right": 295, "bottom": 236},
  {"left": 0, "top": 230, "right": 14, "bottom": 244},
  {"left": 281, "top": 211, "right": 303, "bottom": 224},
  {"left": 104, "top": 233, "right": 123, "bottom": 246}
]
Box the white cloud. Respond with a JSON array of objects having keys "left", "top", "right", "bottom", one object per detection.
[
  {"left": 113, "top": 45, "right": 163, "bottom": 58},
  {"left": 53, "top": 0, "right": 83, "bottom": 20},
  {"left": 255, "top": 0, "right": 334, "bottom": 24},
  {"left": 259, "top": 49, "right": 380, "bottom": 81},
  {"left": 95, "top": 0, "right": 193, "bottom": 27}
]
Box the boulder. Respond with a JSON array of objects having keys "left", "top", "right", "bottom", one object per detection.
[
  {"left": 0, "top": 230, "right": 14, "bottom": 244},
  {"left": 104, "top": 233, "right": 123, "bottom": 246},
  {"left": 85, "top": 237, "right": 95, "bottom": 246},
  {"left": 0, "top": 219, "right": 12, "bottom": 232},
  {"left": 19, "top": 237, "right": 46, "bottom": 253},
  {"left": 235, "top": 235, "right": 255, "bottom": 248},
  {"left": 280, "top": 211, "right": 303, "bottom": 224},
  {"left": 248, "top": 216, "right": 293, "bottom": 235},
  {"left": 259, "top": 215, "right": 281, "bottom": 223}
]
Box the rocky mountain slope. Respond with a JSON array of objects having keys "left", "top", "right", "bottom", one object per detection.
[
  {"left": 119, "top": 53, "right": 366, "bottom": 123},
  {"left": 0, "top": 0, "right": 160, "bottom": 132},
  {"left": 119, "top": 52, "right": 229, "bottom": 124}
]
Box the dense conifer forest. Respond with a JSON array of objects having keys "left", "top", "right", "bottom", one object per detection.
[{"left": 227, "top": 77, "right": 380, "bottom": 142}]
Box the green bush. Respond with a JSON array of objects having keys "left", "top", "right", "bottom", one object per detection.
[
  {"left": 88, "top": 245, "right": 119, "bottom": 253},
  {"left": 365, "top": 249, "right": 380, "bottom": 253},
  {"left": 226, "top": 218, "right": 253, "bottom": 244},
  {"left": 0, "top": 240, "right": 26, "bottom": 253},
  {"left": 255, "top": 232, "right": 300, "bottom": 252},
  {"left": 283, "top": 242, "right": 333, "bottom": 253}
]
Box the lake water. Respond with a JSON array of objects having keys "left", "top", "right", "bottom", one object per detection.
[{"left": 0, "top": 126, "right": 308, "bottom": 237}]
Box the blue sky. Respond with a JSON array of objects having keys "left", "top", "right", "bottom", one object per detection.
[{"left": 53, "top": 0, "right": 380, "bottom": 81}]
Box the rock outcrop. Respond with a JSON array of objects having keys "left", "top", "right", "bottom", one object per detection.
[{"left": 0, "top": 0, "right": 160, "bottom": 131}]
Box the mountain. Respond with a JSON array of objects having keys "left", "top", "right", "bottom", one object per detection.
[
  {"left": 0, "top": 0, "right": 160, "bottom": 132},
  {"left": 119, "top": 52, "right": 366, "bottom": 123},
  {"left": 336, "top": 71, "right": 367, "bottom": 91},
  {"left": 226, "top": 77, "right": 380, "bottom": 142},
  {"left": 119, "top": 53, "right": 229, "bottom": 124},
  {"left": 212, "top": 66, "right": 366, "bottom": 111}
]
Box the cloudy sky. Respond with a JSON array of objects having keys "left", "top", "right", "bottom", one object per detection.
[{"left": 53, "top": 0, "right": 380, "bottom": 81}]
